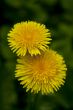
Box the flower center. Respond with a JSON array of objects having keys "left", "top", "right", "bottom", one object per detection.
[
  {"left": 32, "top": 57, "right": 57, "bottom": 81},
  {"left": 33, "top": 59, "right": 47, "bottom": 74},
  {"left": 22, "top": 31, "right": 36, "bottom": 45}
]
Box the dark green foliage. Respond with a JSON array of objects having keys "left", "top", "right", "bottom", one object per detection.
[{"left": 0, "top": 0, "right": 73, "bottom": 110}]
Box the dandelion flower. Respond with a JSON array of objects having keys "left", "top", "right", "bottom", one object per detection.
[
  {"left": 8, "top": 21, "right": 51, "bottom": 56},
  {"left": 15, "top": 49, "right": 67, "bottom": 94}
]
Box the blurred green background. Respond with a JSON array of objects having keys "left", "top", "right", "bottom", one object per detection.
[{"left": 0, "top": 0, "right": 73, "bottom": 110}]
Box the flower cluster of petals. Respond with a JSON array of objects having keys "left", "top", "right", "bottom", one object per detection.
[{"left": 8, "top": 21, "right": 67, "bottom": 94}]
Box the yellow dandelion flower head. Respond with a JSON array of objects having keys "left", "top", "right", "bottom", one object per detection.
[
  {"left": 8, "top": 21, "right": 51, "bottom": 56},
  {"left": 15, "top": 49, "right": 67, "bottom": 94}
]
